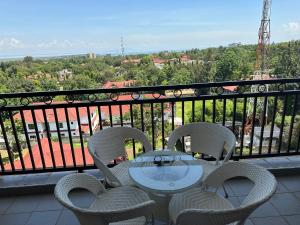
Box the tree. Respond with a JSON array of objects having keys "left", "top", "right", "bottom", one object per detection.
[
  {"left": 170, "top": 68, "right": 193, "bottom": 85},
  {"left": 23, "top": 56, "right": 34, "bottom": 63},
  {"left": 216, "top": 49, "right": 241, "bottom": 81}
]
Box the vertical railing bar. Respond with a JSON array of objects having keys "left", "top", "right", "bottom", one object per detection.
[
  {"left": 0, "top": 113, "right": 15, "bottom": 172},
  {"left": 202, "top": 99, "right": 205, "bottom": 122},
  {"left": 222, "top": 98, "right": 226, "bottom": 126},
  {"left": 151, "top": 103, "right": 155, "bottom": 149},
  {"left": 0, "top": 152, "right": 4, "bottom": 172},
  {"left": 182, "top": 101, "right": 185, "bottom": 152},
  {"left": 64, "top": 108, "right": 76, "bottom": 167},
  {"left": 171, "top": 102, "right": 175, "bottom": 131},
  {"left": 297, "top": 128, "right": 300, "bottom": 152},
  {"left": 181, "top": 101, "right": 185, "bottom": 125},
  {"left": 230, "top": 98, "right": 237, "bottom": 159},
  {"left": 75, "top": 106, "right": 86, "bottom": 167},
  {"left": 108, "top": 105, "right": 113, "bottom": 127},
  {"left": 87, "top": 106, "right": 93, "bottom": 135},
  {"left": 41, "top": 108, "right": 56, "bottom": 169},
  {"left": 53, "top": 108, "right": 66, "bottom": 168},
  {"left": 239, "top": 97, "right": 247, "bottom": 157},
  {"left": 8, "top": 111, "right": 25, "bottom": 170},
  {"left": 31, "top": 109, "right": 46, "bottom": 169},
  {"left": 140, "top": 104, "right": 144, "bottom": 132},
  {"left": 20, "top": 110, "right": 35, "bottom": 170},
  {"left": 140, "top": 103, "right": 145, "bottom": 153},
  {"left": 97, "top": 106, "right": 103, "bottom": 130},
  {"left": 258, "top": 96, "right": 268, "bottom": 155},
  {"left": 277, "top": 96, "right": 287, "bottom": 154},
  {"left": 212, "top": 99, "right": 216, "bottom": 123},
  {"left": 192, "top": 100, "right": 195, "bottom": 122},
  {"left": 249, "top": 97, "right": 257, "bottom": 155},
  {"left": 161, "top": 102, "right": 165, "bottom": 149},
  {"left": 232, "top": 98, "right": 237, "bottom": 132},
  {"left": 268, "top": 96, "right": 278, "bottom": 154},
  {"left": 130, "top": 104, "right": 136, "bottom": 157},
  {"left": 287, "top": 95, "right": 298, "bottom": 152},
  {"left": 119, "top": 105, "right": 123, "bottom": 127},
  {"left": 0, "top": 117, "right": 4, "bottom": 171}
]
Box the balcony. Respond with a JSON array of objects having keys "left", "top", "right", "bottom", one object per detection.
[
  {"left": 0, "top": 172, "right": 300, "bottom": 225},
  {"left": 0, "top": 78, "right": 299, "bottom": 225}
]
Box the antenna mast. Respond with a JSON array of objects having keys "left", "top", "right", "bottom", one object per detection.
[
  {"left": 248, "top": 0, "right": 272, "bottom": 122},
  {"left": 255, "top": 0, "right": 272, "bottom": 77},
  {"left": 121, "top": 36, "right": 125, "bottom": 57}
]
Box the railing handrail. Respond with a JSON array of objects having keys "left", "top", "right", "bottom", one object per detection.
[
  {"left": 0, "top": 78, "right": 299, "bottom": 175},
  {"left": 0, "top": 77, "right": 299, "bottom": 99}
]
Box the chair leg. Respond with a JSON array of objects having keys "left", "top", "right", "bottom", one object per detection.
[
  {"left": 222, "top": 184, "right": 229, "bottom": 198},
  {"left": 152, "top": 214, "right": 155, "bottom": 225}
]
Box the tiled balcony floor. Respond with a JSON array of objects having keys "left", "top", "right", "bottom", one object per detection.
[{"left": 0, "top": 173, "right": 300, "bottom": 225}]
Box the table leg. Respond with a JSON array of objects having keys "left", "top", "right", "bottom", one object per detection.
[{"left": 148, "top": 192, "right": 171, "bottom": 224}]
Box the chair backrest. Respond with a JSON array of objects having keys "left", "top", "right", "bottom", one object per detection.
[
  {"left": 55, "top": 173, "right": 105, "bottom": 213},
  {"left": 204, "top": 162, "right": 277, "bottom": 207},
  {"left": 88, "top": 126, "right": 152, "bottom": 165},
  {"left": 179, "top": 162, "right": 277, "bottom": 225},
  {"left": 88, "top": 127, "right": 152, "bottom": 187},
  {"left": 167, "top": 122, "right": 236, "bottom": 163},
  {"left": 55, "top": 173, "right": 155, "bottom": 225}
]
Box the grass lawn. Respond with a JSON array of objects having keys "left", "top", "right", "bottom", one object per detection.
[{"left": 73, "top": 142, "right": 88, "bottom": 148}]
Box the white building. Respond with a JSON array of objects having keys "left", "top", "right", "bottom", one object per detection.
[{"left": 14, "top": 104, "right": 99, "bottom": 140}]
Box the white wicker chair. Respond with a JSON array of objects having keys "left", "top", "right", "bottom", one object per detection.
[
  {"left": 55, "top": 173, "right": 156, "bottom": 225},
  {"left": 167, "top": 122, "right": 236, "bottom": 196},
  {"left": 88, "top": 127, "right": 152, "bottom": 187},
  {"left": 169, "top": 162, "right": 277, "bottom": 225}
]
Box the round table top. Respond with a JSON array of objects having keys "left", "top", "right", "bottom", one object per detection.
[{"left": 129, "top": 150, "right": 203, "bottom": 194}]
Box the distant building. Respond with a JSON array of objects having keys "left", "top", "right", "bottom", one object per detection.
[
  {"left": 228, "top": 42, "right": 242, "bottom": 47},
  {"left": 57, "top": 69, "right": 73, "bottom": 81},
  {"left": 103, "top": 80, "right": 136, "bottom": 89},
  {"left": 152, "top": 57, "right": 168, "bottom": 69},
  {"left": 122, "top": 59, "right": 141, "bottom": 65},
  {"left": 223, "top": 86, "right": 238, "bottom": 92},
  {"left": 88, "top": 52, "right": 97, "bottom": 59},
  {"left": 180, "top": 54, "right": 197, "bottom": 64},
  {"left": 14, "top": 102, "right": 99, "bottom": 140}
]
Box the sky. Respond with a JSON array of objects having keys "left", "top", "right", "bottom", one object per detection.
[{"left": 0, "top": 0, "right": 300, "bottom": 58}]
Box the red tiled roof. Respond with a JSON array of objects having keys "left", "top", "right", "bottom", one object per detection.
[
  {"left": 14, "top": 103, "right": 97, "bottom": 123},
  {"left": 103, "top": 80, "right": 135, "bottom": 89},
  {"left": 99, "top": 94, "right": 166, "bottom": 117},
  {"left": 80, "top": 124, "right": 90, "bottom": 133},
  {"left": 4, "top": 138, "right": 94, "bottom": 170},
  {"left": 152, "top": 58, "right": 167, "bottom": 64},
  {"left": 180, "top": 54, "right": 190, "bottom": 61},
  {"left": 223, "top": 86, "right": 238, "bottom": 92}
]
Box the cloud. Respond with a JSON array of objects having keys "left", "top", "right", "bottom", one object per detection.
[
  {"left": 283, "top": 22, "right": 300, "bottom": 33},
  {"left": 0, "top": 37, "right": 25, "bottom": 49},
  {"left": 37, "top": 39, "right": 74, "bottom": 48}
]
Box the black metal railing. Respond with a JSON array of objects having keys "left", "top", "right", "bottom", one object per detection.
[{"left": 0, "top": 78, "right": 299, "bottom": 175}]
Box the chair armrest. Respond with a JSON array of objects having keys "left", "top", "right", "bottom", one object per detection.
[
  {"left": 92, "top": 153, "right": 122, "bottom": 187},
  {"left": 223, "top": 143, "right": 234, "bottom": 163}
]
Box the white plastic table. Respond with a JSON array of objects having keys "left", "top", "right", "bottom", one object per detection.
[{"left": 129, "top": 150, "right": 203, "bottom": 221}]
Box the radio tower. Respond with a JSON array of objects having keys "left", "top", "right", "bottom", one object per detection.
[
  {"left": 254, "top": 0, "right": 272, "bottom": 78},
  {"left": 248, "top": 0, "right": 272, "bottom": 122},
  {"left": 120, "top": 36, "right": 125, "bottom": 57}
]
